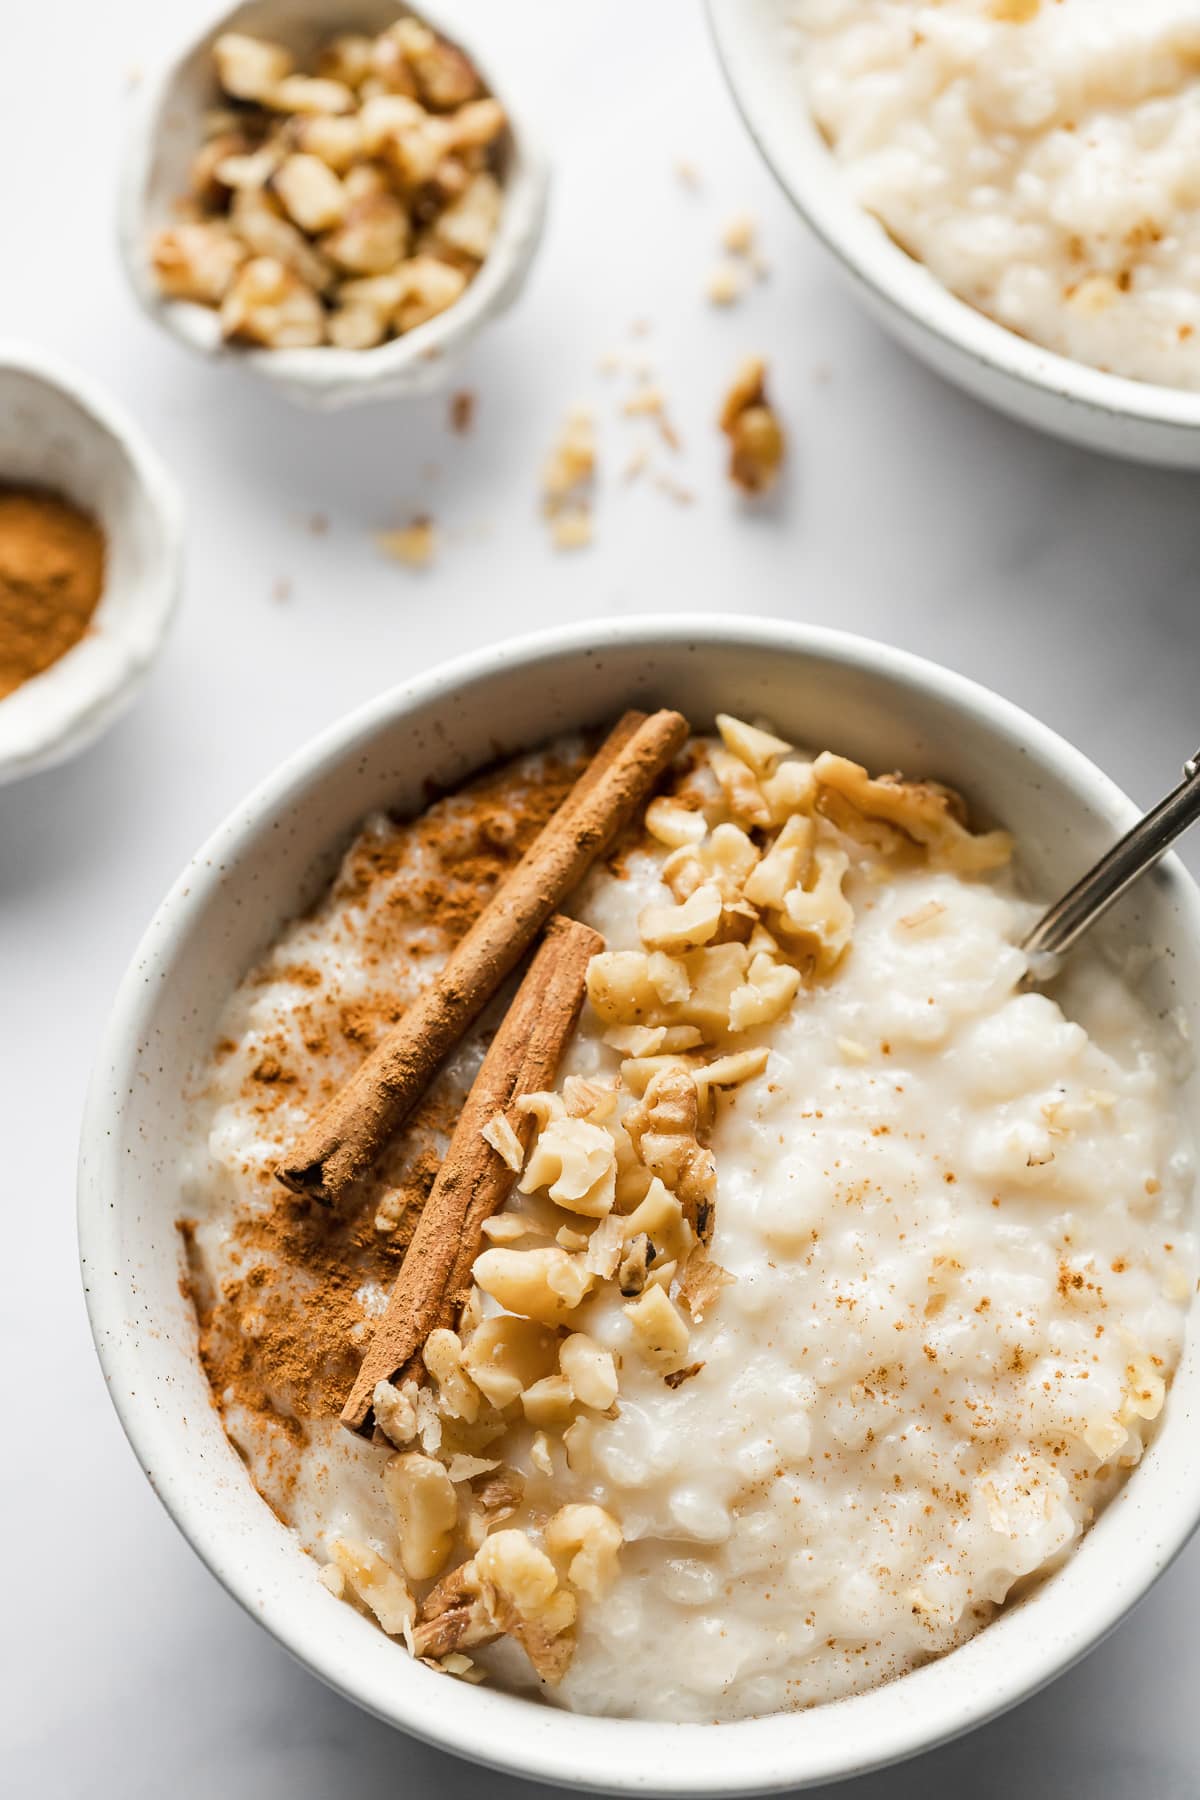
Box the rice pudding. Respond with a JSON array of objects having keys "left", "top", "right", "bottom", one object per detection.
[
  {"left": 179, "top": 712, "right": 1194, "bottom": 1721},
  {"left": 792, "top": 0, "right": 1200, "bottom": 388}
]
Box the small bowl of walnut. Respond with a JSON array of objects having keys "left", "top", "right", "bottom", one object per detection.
[{"left": 119, "top": 1, "right": 548, "bottom": 408}]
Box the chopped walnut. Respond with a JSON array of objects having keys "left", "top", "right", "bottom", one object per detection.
[
  {"left": 473, "top": 1466, "right": 526, "bottom": 1530},
  {"left": 474, "top": 1529, "right": 576, "bottom": 1683},
  {"left": 677, "top": 1249, "right": 736, "bottom": 1323},
  {"left": 219, "top": 256, "right": 325, "bottom": 348},
  {"left": 719, "top": 356, "right": 786, "bottom": 494},
  {"left": 706, "top": 262, "right": 744, "bottom": 306},
  {"left": 544, "top": 1503, "right": 623, "bottom": 1598},
  {"left": 722, "top": 213, "right": 757, "bottom": 256},
  {"left": 541, "top": 408, "right": 596, "bottom": 550},
  {"left": 481, "top": 1109, "right": 526, "bottom": 1172},
  {"left": 213, "top": 32, "right": 293, "bottom": 103},
  {"left": 329, "top": 1537, "right": 415, "bottom": 1639},
  {"left": 550, "top": 509, "right": 593, "bottom": 550},
  {"left": 812, "top": 752, "right": 1013, "bottom": 874},
  {"left": 559, "top": 1331, "right": 619, "bottom": 1411},
  {"left": 520, "top": 1114, "right": 617, "bottom": 1218},
  {"left": 373, "top": 1377, "right": 418, "bottom": 1447},
  {"left": 618, "top": 1231, "right": 651, "bottom": 1297},
  {"left": 478, "top": 1201, "right": 533, "bottom": 1241},
  {"left": 383, "top": 1451, "right": 458, "bottom": 1581},
  {"left": 584, "top": 1212, "right": 625, "bottom": 1280},
  {"left": 376, "top": 516, "right": 437, "bottom": 568},
  {"left": 150, "top": 221, "right": 245, "bottom": 305},
  {"left": 624, "top": 1282, "right": 690, "bottom": 1371},
  {"left": 461, "top": 1314, "right": 558, "bottom": 1408},
  {"left": 413, "top": 1560, "right": 497, "bottom": 1658},
  {"left": 521, "top": 1373, "right": 576, "bottom": 1427},
  {"left": 150, "top": 21, "right": 503, "bottom": 350},
  {"left": 423, "top": 1328, "right": 482, "bottom": 1422},
  {"left": 624, "top": 1067, "right": 717, "bottom": 1243},
  {"left": 472, "top": 1245, "right": 594, "bottom": 1325}
]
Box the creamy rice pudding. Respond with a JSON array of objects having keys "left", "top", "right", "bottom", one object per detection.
[
  {"left": 179, "top": 711, "right": 1194, "bottom": 1722},
  {"left": 793, "top": 0, "right": 1200, "bottom": 388}
]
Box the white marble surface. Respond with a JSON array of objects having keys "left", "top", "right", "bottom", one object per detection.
[{"left": 3, "top": 2, "right": 1200, "bottom": 1795}]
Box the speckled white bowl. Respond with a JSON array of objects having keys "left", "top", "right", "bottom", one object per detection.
[
  {"left": 0, "top": 343, "right": 183, "bottom": 785},
  {"left": 709, "top": 0, "right": 1200, "bottom": 468},
  {"left": 119, "top": 0, "right": 548, "bottom": 409},
  {"left": 80, "top": 616, "right": 1200, "bottom": 1792}
]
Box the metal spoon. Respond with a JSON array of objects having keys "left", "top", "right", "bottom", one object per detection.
[{"left": 1022, "top": 748, "right": 1200, "bottom": 972}]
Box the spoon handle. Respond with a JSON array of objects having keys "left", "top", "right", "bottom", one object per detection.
[{"left": 1022, "top": 750, "right": 1200, "bottom": 962}]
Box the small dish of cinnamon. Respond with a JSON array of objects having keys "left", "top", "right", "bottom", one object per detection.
[
  {"left": 0, "top": 486, "right": 107, "bottom": 703},
  {"left": 0, "top": 344, "right": 183, "bottom": 786}
]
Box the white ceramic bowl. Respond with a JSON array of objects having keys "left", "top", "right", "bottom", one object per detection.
[
  {"left": 709, "top": 0, "right": 1200, "bottom": 468},
  {"left": 119, "top": 0, "right": 548, "bottom": 410},
  {"left": 0, "top": 343, "right": 183, "bottom": 785},
  {"left": 80, "top": 616, "right": 1200, "bottom": 1792}
]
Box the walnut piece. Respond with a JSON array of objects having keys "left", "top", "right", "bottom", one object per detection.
[
  {"left": 719, "top": 356, "right": 786, "bottom": 494},
  {"left": 624, "top": 1067, "right": 717, "bottom": 1243},
  {"left": 383, "top": 1451, "right": 458, "bottom": 1581},
  {"left": 151, "top": 22, "right": 503, "bottom": 351}
]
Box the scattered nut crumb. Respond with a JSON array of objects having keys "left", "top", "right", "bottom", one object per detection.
[
  {"left": 541, "top": 409, "right": 596, "bottom": 551},
  {"left": 623, "top": 383, "right": 665, "bottom": 418},
  {"left": 675, "top": 159, "right": 701, "bottom": 189},
  {"left": 722, "top": 213, "right": 757, "bottom": 257},
  {"left": 147, "top": 22, "right": 505, "bottom": 350},
  {"left": 449, "top": 390, "right": 476, "bottom": 434},
  {"left": 308, "top": 512, "right": 329, "bottom": 535},
  {"left": 623, "top": 447, "right": 650, "bottom": 483},
  {"left": 664, "top": 1361, "right": 705, "bottom": 1389},
  {"left": 376, "top": 515, "right": 437, "bottom": 567},
  {"left": 707, "top": 263, "right": 744, "bottom": 307},
  {"left": 719, "top": 357, "right": 786, "bottom": 495},
  {"left": 272, "top": 575, "right": 293, "bottom": 602},
  {"left": 550, "top": 508, "right": 593, "bottom": 551}
]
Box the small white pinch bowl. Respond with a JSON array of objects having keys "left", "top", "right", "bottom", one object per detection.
[
  {"left": 709, "top": 0, "right": 1200, "bottom": 468},
  {"left": 119, "top": 0, "right": 549, "bottom": 410},
  {"left": 80, "top": 616, "right": 1200, "bottom": 1793},
  {"left": 0, "top": 343, "right": 183, "bottom": 786}
]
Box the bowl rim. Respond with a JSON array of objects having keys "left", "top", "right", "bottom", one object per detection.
[
  {"left": 0, "top": 338, "right": 184, "bottom": 783},
  {"left": 116, "top": 0, "right": 550, "bottom": 403},
  {"left": 707, "top": 0, "right": 1200, "bottom": 438},
  {"left": 79, "top": 614, "right": 1200, "bottom": 1792}
]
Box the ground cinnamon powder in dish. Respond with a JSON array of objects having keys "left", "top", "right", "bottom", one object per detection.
[
  {"left": 181, "top": 748, "right": 594, "bottom": 1435},
  {"left": 0, "top": 485, "right": 106, "bottom": 699}
]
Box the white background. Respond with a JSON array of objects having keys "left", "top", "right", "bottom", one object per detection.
[{"left": 4, "top": 2, "right": 1200, "bottom": 1795}]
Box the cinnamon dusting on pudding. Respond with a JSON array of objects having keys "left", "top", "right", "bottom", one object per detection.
[{"left": 180, "top": 744, "right": 597, "bottom": 1443}]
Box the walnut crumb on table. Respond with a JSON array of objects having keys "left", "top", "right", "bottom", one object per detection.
[
  {"left": 541, "top": 408, "right": 596, "bottom": 551},
  {"left": 706, "top": 262, "right": 744, "bottom": 307},
  {"left": 449, "top": 390, "right": 476, "bottom": 434},
  {"left": 376, "top": 515, "right": 437, "bottom": 567},
  {"left": 719, "top": 357, "right": 786, "bottom": 495}
]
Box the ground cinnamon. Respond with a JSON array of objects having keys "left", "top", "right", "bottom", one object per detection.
[
  {"left": 0, "top": 485, "right": 106, "bottom": 699},
  {"left": 278, "top": 707, "right": 689, "bottom": 1205}
]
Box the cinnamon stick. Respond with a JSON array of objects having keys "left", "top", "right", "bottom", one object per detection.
[
  {"left": 278, "top": 706, "right": 688, "bottom": 1204},
  {"left": 341, "top": 914, "right": 602, "bottom": 1436}
]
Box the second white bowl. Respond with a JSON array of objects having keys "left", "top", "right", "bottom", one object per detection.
[
  {"left": 709, "top": 0, "right": 1200, "bottom": 468},
  {"left": 0, "top": 343, "right": 183, "bottom": 785}
]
